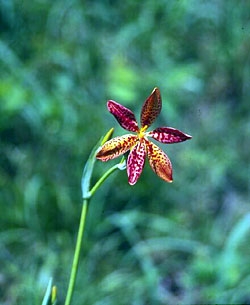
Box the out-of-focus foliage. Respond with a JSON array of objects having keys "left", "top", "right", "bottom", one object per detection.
[{"left": 0, "top": 0, "right": 249, "bottom": 304}]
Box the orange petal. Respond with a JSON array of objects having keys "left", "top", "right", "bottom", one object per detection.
[
  {"left": 96, "top": 134, "right": 138, "bottom": 161},
  {"left": 146, "top": 139, "right": 173, "bottom": 182},
  {"left": 140, "top": 87, "right": 162, "bottom": 128}
]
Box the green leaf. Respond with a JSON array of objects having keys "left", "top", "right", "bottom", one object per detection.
[
  {"left": 81, "top": 128, "right": 114, "bottom": 199},
  {"left": 41, "top": 278, "right": 52, "bottom": 305}
]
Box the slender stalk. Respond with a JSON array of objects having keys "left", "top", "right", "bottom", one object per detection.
[
  {"left": 89, "top": 159, "right": 125, "bottom": 198},
  {"left": 64, "top": 154, "right": 125, "bottom": 305},
  {"left": 64, "top": 199, "right": 88, "bottom": 305}
]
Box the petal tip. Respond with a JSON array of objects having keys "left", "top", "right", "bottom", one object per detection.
[
  {"left": 128, "top": 180, "right": 137, "bottom": 186},
  {"left": 165, "top": 173, "right": 173, "bottom": 183},
  {"left": 107, "top": 100, "right": 115, "bottom": 111},
  {"left": 128, "top": 174, "right": 139, "bottom": 185},
  {"left": 96, "top": 149, "right": 108, "bottom": 161}
]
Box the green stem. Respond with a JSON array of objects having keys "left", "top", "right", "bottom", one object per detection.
[
  {"left": 89, "top": 158, "right": 125, "bottom": 198},
  {"left": 64, "top": 157, "right": 125, "bottom": 305},
  {"left": 64, "top": 199, "right": 88, "bottom": 305}
]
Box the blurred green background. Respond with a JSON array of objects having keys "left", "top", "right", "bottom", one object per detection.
[{"left": 1, "top": 0, "right": 250, "bottom": 304}]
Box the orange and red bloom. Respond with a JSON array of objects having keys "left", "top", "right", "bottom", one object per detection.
[{"left": 96, "top": 88, "right": 192, "bottom": 185}]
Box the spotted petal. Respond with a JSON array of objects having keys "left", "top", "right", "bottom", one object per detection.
[
  {"left": 96, "top": 134, "right": 138, "bottom": 161},
  {"left": 107, "top": 100, "right": 139, "bottom": 132},
  {"left": 140, "top": 87, "right": 162, "bottom": 128},
  {"left": 146, "top": 139, "right": 173, "bottom": 182},
  {"left": 127, "top": 140, "right": 146, "bottom": 185},
  {"left": 148, "top": 127, "right": 192, "bottom": 143}
]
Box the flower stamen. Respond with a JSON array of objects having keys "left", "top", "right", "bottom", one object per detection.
[{"left": 138, "top": 125, "right": 148, "bottom": 139}]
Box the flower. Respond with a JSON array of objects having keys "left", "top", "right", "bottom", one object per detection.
[{"left": 96, "top": 87, "right": 192, "bottom": 185}]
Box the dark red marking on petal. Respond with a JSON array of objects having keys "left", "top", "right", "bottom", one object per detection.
[
  {"left": 148, "top": 127, "right": 192, "bottom": 144},
  {"left": 140, "top": 87, "right": 162, "bottom": 128},
  {"left": 96, "top": 134, "right": 138, "bottom": 161},
  {"left": 127, "top": 140, "right": 146, "bottom": 185},
  {"left": 107, "top": 100, "right": 139, "bottom": 132},
  {"left": 146, "top": 139, "right": 173, "bottom": 182}
]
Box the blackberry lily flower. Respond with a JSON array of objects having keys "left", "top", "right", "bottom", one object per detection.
[{"left": 96, "top": 88, "right": 192, "bottom": 185}]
